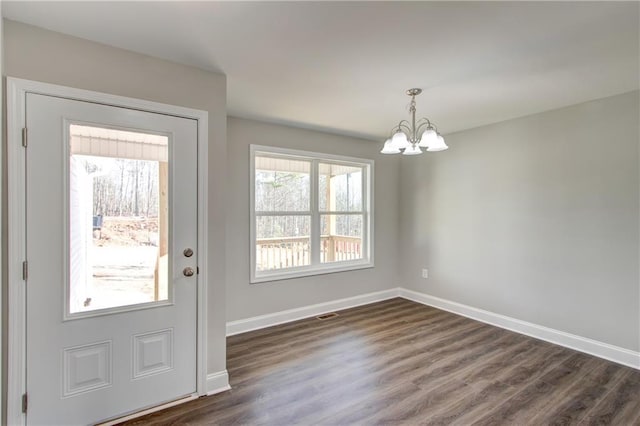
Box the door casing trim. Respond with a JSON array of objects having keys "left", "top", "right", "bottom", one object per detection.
[{"left": 7, "top": 77, "right": 210, "bottom": 425}]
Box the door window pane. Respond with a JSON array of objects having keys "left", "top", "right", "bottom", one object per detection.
[
  {"left": 68, "top": 124, "right": 169, "bottom": 314},
  {"left": 256, "top": 215, "right": 310, "bottom": 271}
]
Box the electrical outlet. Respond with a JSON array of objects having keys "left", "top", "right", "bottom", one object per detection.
[{"left": 421, "top": 269, "right": 429, "bottom": 279}]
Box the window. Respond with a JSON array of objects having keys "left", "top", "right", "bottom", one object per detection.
[
  {"left": 251, "top": 145, "right": 373, "bottom": 283},
  {"left": 68, "top": 124, "right": 170, "bottom": 314}
]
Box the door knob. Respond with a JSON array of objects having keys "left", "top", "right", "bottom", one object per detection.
[
  {"left": 183, "top": 267, "right": 195, "bottom": 277},
  {"left": 183, "top": 248, "right": 194, "bottom": 258}
]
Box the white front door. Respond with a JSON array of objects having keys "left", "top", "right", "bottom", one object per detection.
[{"left": 25, "top": 93, "right": 199, "bottom": 425}]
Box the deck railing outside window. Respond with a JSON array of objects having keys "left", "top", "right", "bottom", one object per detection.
[{"left": 256, "top": 235, "right": 362, "bottom": 271}]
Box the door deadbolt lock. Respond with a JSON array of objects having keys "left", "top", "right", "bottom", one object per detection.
[
  {"left": 183, "top": 267, "right": 195, "bottom": 277},
  {"left": 183, "top": 248, "right": 194, "bottom": 258}
]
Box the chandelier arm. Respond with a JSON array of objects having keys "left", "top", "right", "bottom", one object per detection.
[
  {"left": 392, "top": 120, "right": 411, "bottom": 133},
  {"left": 416, "top": 117, "right": 432, "bottom": 127},
  {"left": 415, "top": 120, "right": 434, "bottom": 134},
  {"left": 387, "top": 124, "right": 401, "bottom": 137},
  {"left": 397, "top": 122, "right": 413, "bottom": 135}
]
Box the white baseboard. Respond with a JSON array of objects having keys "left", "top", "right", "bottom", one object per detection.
[
  {"left": 99, "top": 395, "right": 198, "bottom": 426},
  {"left": 226, "top": 288, "right": 400, "bottom": 336},
  {"left": 224, "top": 287, "right": 639, "bottom": 370},
  {"left": 206, "top": 370, "right": 231, "bottom": 396},
  {"left": 398, "top": 288, "right": 640, "bottom": 370}
]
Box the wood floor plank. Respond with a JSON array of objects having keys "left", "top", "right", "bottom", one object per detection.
[
  {"left": 122, "top": 298, "right": 639, "bottom": 425},
  {"left": 579, "top": 370, "right": 640, "bottom": 426}
]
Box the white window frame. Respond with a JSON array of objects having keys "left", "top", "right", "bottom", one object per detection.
[{"left": 250, "top": 144, "right": 374, "bottom": 283}]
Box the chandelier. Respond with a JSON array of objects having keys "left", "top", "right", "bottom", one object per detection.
[{"left": 380, "top": 88, "right": 448, "bottom": 155}]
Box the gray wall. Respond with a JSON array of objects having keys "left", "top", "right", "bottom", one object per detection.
[
  {"left": 3, "top": 20, "right": 228, "bottom": 376},
  {"left": 226, "top": 117, "right": 400, "bottom": 321},
  {"left": 400, "top": 91, "right": 640, "bottom": 351}
]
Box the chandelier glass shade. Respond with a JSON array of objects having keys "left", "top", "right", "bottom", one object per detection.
[{"left": 381, "top": 88, "right": 448, "bottom": 155}]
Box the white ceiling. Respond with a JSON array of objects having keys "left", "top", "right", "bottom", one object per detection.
[{"left": 3, "top": 1, "right": 639, "bottom": 141}]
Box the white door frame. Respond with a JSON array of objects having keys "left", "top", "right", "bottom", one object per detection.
[{"left": 7, "top": 77, "right": 209, "bottom": 425}]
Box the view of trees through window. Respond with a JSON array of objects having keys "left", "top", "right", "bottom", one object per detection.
[
  {"left": 69, "top": 155, "right": 166, "bottom": 313},
  {"left": 255, "top": 162, "right": 363, "bottom": 238},
  {"left": 254, "top": 154, "right": 367, "bottom": 273},
  {"left": 255, "top": 167, "right": 311, "bottom": 239},
  {"left": 88, "top": 157, "right": 160, "bottom": 218}
]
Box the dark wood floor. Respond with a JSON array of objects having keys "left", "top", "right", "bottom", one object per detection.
[{"left": 125, "top": 298, "right": 640, "bottom": 425}]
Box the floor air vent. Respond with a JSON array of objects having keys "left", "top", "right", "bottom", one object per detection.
[{"left": 316, "top": 312, "right": 339, "bottom": 320}]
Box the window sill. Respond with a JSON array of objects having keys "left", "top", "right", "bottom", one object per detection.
[{"left": 251, "top": 260, "right": 374, "bottom": 284}]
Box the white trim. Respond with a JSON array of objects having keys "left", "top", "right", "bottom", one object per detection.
[
  {"left": 226, "top": 288, "right": 399, "bottom": 336},
  {"left": 249, "top": 144, "right": 375, "bottom": 284},
  {"left": 310, "top": 154, "right": 320, "bottom": 266},
  {"left": 7, "top": 78, "right": 29, "bottom": 426},
  {"left": 206, "top": 370, "right": 231, "bottom": 396},
  {"left": 7, "top": 77, "right": 206, "bottom": 119},
  {"left": 98, "top": 394, "right": 198, "bottom": 426},
  {"left": 398, "top": 288, "right": 640, "bottom": 370},
  {"left": 251, "top": 261, "right": 374, "bottom": 284},
  {"left": 1, "top": 12, "right": 4, "bottom": 425},
  {"left": 252, "top": 144, "right": 373, "bottom": 165},
  {"left": 196, "top": 111, "right": 210, "bottom": 399},
  {"left": 7, "top": 77, "right": 210, "bottom": 424}
]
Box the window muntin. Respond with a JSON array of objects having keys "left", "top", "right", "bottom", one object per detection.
[{"left": 251, "top": 145, "right": 373, "bottom": 283}]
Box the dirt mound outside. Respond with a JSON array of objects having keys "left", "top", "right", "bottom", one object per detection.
[{"left": 94, "top": 216, "right": 159, "bottom": 247}]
